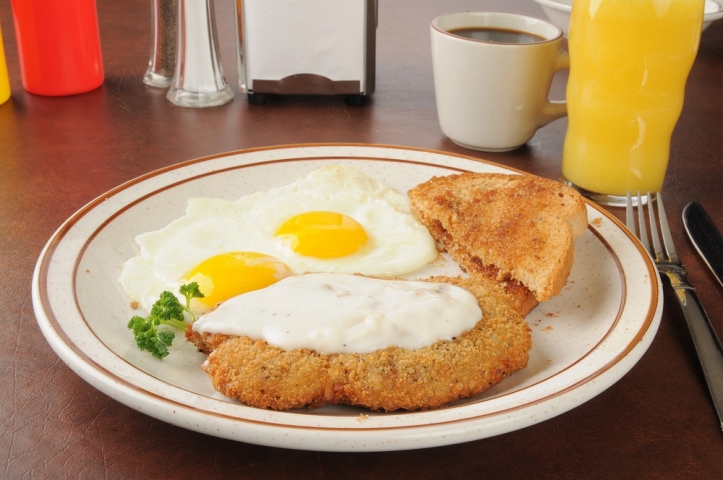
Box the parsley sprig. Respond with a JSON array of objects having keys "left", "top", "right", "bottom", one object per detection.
[{"left": 127, "top": 282, "right": 204, "bottom": 359}]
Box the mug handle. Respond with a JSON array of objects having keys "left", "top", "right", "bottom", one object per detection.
[{"left": 537, "top": 49, "right": 570, "bottom": 128}]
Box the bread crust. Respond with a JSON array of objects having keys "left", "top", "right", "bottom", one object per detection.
[
  {"left": 408, "top": 173, "right": 587, "bottom": 303},
  {"left": 186, "top": 275, "right": 531, "bottom": 411}
]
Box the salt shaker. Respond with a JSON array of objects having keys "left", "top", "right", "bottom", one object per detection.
[
  {"left": 166, "top": 0, "right": 234, "bottom": 107},
  {"left": 143, "top": 0, "right": 177, "bottom": 88}
]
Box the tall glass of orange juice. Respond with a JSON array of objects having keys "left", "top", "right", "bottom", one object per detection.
[{"left": 562, "top": 0, "right": 704, "bottom": 206}]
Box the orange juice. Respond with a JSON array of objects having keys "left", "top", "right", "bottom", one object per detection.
[
  {"left": 562, "top": 0, "right": 704, "bottom": 201},
  {"left": 0, "top": 21, "right": 10, "bottom": 105}
]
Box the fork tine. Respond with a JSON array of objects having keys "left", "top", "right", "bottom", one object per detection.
[
  {"left": 626, "top": 192, "right": 637, "bottom": 234},
  {"left": 657, "top": 193, "right": 679, "bottom": 263},
  {"left": 647, "top": 191, "right": 663, "bottom": 262},
  {"left": 636, "top": 192, "right": 651, "bottom": 255}
]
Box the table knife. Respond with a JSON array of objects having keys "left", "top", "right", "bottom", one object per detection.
[{"left": 683, "top": 202, "right": 723, "bottom": 289}]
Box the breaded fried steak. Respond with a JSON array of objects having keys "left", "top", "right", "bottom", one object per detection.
[{"left": 186, "top": 275, "right": 531, "bottom": 411}]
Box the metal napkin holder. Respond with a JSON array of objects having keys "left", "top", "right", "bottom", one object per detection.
[{"left": 234, "top": 0, "right": 377, "bottom": 104}]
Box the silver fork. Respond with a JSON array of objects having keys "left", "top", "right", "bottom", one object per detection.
[{"left": 627, "top": 192, "right": 723, "bottom": 430}]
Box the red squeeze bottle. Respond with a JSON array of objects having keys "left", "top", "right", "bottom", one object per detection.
[{"left": 11, "top": 0, "right": 104, "bottom": 96}]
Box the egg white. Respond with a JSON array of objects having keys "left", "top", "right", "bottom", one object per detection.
[{"left": 119, "top": 164, "right": 439, "bottom": 313}]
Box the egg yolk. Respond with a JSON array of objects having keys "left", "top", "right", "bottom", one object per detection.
[
  {"left": 274, "top": 211, "right": 369, "bottom": 259},
  {"left": 185, "top": 252, "right": 292, "bottom": 307}
]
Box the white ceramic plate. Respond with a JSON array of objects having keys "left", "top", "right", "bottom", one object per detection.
[{"left": 32, "top": 144, "right": 662, "bottom": 452}]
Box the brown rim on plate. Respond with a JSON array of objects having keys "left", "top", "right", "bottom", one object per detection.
[{"left": 31, "top": 144, "right": 660, "bottom": 447}]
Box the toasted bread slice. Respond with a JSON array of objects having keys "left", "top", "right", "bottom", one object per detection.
[{"left": 408, "top": 173, "right": 587, "bottom": 303}]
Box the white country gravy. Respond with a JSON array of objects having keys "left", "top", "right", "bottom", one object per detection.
[{"left": 192, "top": 273, "right": 482, "bottom": 354}]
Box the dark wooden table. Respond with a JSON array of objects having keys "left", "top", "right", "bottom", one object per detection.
[{"left": 2, "top": 0, "right": 723, "bottom": 477}]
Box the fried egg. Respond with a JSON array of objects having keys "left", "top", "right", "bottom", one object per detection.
[{"left": 119, "top": 164, "right": 439, "bottom": 315}]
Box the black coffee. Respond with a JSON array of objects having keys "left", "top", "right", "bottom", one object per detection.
[{"left": 448, "top": 27, "right": 545, "bottom": 44}]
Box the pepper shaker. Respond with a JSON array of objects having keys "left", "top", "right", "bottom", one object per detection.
[
  {"left": 166, "top": 0, "right": 234, "bottom": 107},
  {"left": 143, "top": 0, "right": 177, "bottom": 88}
]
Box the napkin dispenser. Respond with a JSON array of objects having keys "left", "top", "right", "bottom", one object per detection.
[{"left": 234, "top": 0, "right": 377, "bottom": 104}]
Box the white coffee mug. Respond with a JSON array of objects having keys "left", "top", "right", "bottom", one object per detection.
[{"left": 431, "top": 12, "right": 568, "bottom": 152}]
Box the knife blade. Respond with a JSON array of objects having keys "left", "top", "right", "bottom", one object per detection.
[{"left": 683, "top": 202, "right": 723, "bottom": 289}]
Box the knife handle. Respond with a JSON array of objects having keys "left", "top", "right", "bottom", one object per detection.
[{"left": 670, "top": 283, "right": 723, "bottom": 430}]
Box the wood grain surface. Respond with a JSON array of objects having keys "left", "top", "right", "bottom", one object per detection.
[{"left": 1, "top": 0, "right": 722, "bottom": 478}]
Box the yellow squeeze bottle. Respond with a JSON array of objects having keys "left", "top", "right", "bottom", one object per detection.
[{"left": 0, "top": 21, "right": 10, "bottom": 105}]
